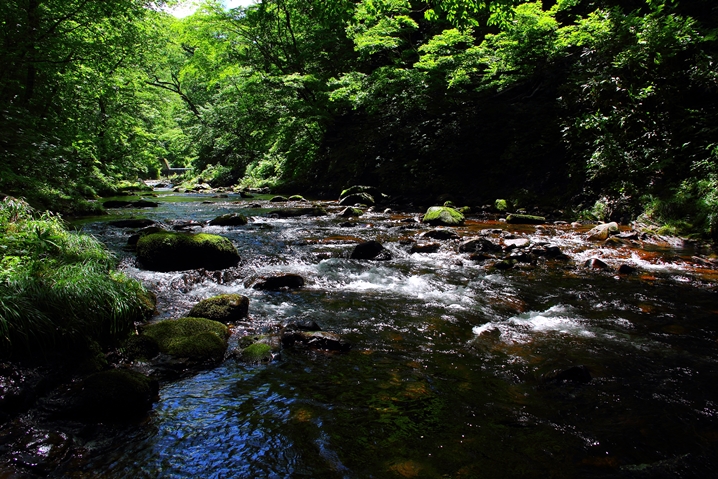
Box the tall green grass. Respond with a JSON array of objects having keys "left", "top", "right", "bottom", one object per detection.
[{"left": 1, "top": 197, "right": 153, "bottom": 360}]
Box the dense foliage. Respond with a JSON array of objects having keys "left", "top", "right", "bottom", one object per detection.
[
  {"left": 1, "top": 0, "right": 716, "bottom": 238},
  {"left": 0, "top": 197, "right": 153, "bottom": 359}
]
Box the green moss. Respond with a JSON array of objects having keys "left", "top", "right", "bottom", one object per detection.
[
  {"left": 188, "top": 294, "right": 249, "bottom": 323},
  {"left": 142, "top": 317, "right": 228, "bottom": 361},
  {"left": 240, "top": 342, "right": 273, "bottom": 362},
  {"left": 136, "top": 231, "right": 240, "bottom": 271},
  {"left": 288, "top": 195, "right": 307, "bottom": 201},
  {"left": 494, "top": 199, "right": 510, "bottom": 212},
  {"left": 422, "top": 206, "right": 465, "bottom": 226},
  {"left": 505, "top": 213, "right": 545, "bottom": 224}
]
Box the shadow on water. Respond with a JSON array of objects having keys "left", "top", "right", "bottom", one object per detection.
[{"left": 32, "top": 193, "right": 718, "bottom": 477}]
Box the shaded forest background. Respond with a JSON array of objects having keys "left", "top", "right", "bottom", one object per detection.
[{"left": 1, "top": 0, "right": 717, "bottom": 238}]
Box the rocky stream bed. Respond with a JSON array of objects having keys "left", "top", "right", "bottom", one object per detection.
[{"left": 1, "top": 187, "right": 718, "bottom": 478}]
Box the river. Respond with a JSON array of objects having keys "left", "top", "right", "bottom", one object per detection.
[{"left": 19, "top": 190, "right": 718, "bottom": 477}]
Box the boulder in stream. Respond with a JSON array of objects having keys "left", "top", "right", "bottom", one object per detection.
[
  {"left": 339, "top": 206, "right": 363, "bottom": 217},
  {"left": 339, "top": 192, "right": 375, "bottom": 207},
  {"left": 188, "top": 294, "right": 250, "bottom": 323},
  {"left": 588, "top": 222, "right": 620, "bottom": 241},
  {"left": 585, "top": 257, "right": 609, "bottom": 270},
  {"left": 208, "top": 213, "right": 248, "bottom": 226},
  {"left": 247, "top": 273, "right": 305, "bottom": 290},
  {"left": 410, "top": 242, "right": 441, "bottom": 254},
  {"left": 459, "top": 237, "right": 502, "bottom": 253},
  {"left": 136, "top": 231, "right": 240, "bottom": 271},
  {"left": 422, "top": 206, "right": 465, "bottom": 226},
  {"left": 420, "top": 229, "right": 459, "bottom": 240},
  {"left": 350, "top": 240, "right": 391, "bottom": 260},
  {"left": 141, "top": 317, "right": 229, "bottom": 363}
]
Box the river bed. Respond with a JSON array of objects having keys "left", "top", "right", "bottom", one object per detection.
[{"left": 4, "top": 191, "right": 718, "bottom": 478}]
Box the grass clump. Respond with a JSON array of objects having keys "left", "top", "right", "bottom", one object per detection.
[{"left": 0, "top": 197, "right": 154, "bottom": 360}]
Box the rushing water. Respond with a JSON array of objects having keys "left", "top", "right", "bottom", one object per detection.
[{"left": 47, "top": 192, "right": 718, "bottom": 477}]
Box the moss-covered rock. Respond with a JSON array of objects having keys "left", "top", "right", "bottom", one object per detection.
[
  {"left": 188, "top": 294, "right": 249, "bottom": 323},
  {"left": 422, "top": 206, "right": 465, "bottom": 226},
  {"left": 339, "top": 206, "right": 363, "bottom": 217},
  {"left": 288, "top": 195, "right": 307, "bottom": 202},
  {"left": 73, "top": 369, "right": 158, "bottom": 422},
  {"left": 142, "top": 317, "right": 228, "bottom": 362},
  {"left": 136, "top": 232, "right": 240, "bottom": 271},
  {"left": 240, "top": 342, "right": 273, "bottom": 363},
  {"left": 339, "top": 192, "right": 375, "bottom": 206},
  {"left": 270, "top": 196, "right": 288, "bottom": 202},
  {"left": 505, "top": 214, "right": 545, "bottom": 224},
  {"left": 208, "top": 213, "right": 248, "bottom": 226}
]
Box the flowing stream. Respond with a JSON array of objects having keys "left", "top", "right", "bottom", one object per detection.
[{"left": 48, "top": 191, "right": 718, "bottom": 477}]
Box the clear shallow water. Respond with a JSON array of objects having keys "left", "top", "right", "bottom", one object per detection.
[{"left": 58, "top": 194, "right": 718, "bottom": 478}]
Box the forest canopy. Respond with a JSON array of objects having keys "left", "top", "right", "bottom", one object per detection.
[{"left": 1, "top": 0, "right": 717, "bottom": 238}]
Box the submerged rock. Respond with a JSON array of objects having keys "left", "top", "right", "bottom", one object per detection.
[
  {"left": 72, "top": 369, "right": 159, "bottom": 422},
  {"left": 8, "top": 429, "right": 72, "bottom": 473},
  {"left": 422, "top": 206, "right": 465, "bottom": 226},
  {"left": 208, "top": 213, "right": 248, "bottom": 226},
  {"left": 350, "top": 240, "right": 391, "bottom": 260},
  {"left": 189, "top": 294, "right": 250, "bottom": 323},
  {"left": 247, "top": 273, "right": 305, "bottom": 290},
  {"left": 543, "top": 365, "right": 592, "bottom": 384},
  {"left": 281, "top": 330, "right": 351, "bottom": 352},
  {"left": 136, "top": 231, "right": 240, "bottom": 271}
]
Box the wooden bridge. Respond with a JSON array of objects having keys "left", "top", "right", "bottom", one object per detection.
[{"left": 161, "top": 158, "right": 191, "bottom": 176}]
